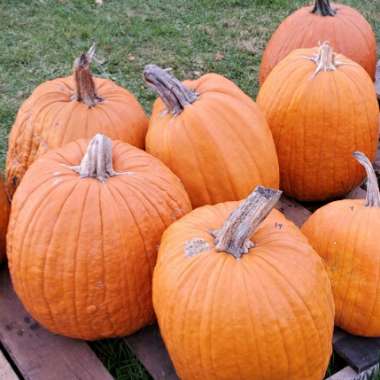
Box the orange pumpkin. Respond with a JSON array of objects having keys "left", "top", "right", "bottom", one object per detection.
[
  {"left": 144, "top": 65, "right": 279, "bottom": 208},
  {"left": 6, "top": 45, "right": 148, "bottom": 198},
  {"left": 257, "top": 42, "right": 379, "bottom": 201},
  {"left": 302, "top": 152, "right": 380, "bottom": 336},
  {"left": 259, "top": 0, "right": 377, "bottom": 84},
  {"left": 7, "top": 134, "right": 191, "bottom": 340},
  {"left": 0, "top": 178, "right": 9, "bottom": 262},
  {"left": 153, "top": 186, "right": 334, "bottom": 380}
]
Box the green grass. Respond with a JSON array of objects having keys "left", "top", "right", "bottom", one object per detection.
[{"left": 0, "top": 0, "right": 379, "bottom": 378}]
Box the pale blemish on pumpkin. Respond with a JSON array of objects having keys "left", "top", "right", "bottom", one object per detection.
[{"left": 185, "top": 238, "right": 210, "bottom": 257}]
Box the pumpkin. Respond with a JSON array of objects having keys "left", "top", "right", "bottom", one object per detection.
[
  {"left": 144, "top": 65, "right": 279, "bottom": 208},
  {"left": 0, "top": 178, "right": 9, "bottom": 262},
  {"left": 153, "top": 186, "right": 334, "bottom": 380},
  {"left": 7, "top": 134, "right": 191, "bottom": 340},
  {"left": 259, "top": 0, "right": 377, "bottom": 84},
  {"left": 6, "top": 45, "right": 148, "bottom": 198},
  {"left": 302, "top": 152, "right": 380, "bottom": 336},
  {"left": 257, "top": 42, "right": 379, "bottom": 201}
]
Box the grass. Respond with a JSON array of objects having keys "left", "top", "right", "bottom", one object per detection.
[{"left": 0, "top": 0, "right": 379, "bottom": 378}]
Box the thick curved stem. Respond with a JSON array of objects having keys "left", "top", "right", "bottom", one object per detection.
[
  {"left": 143, "top": 64, "right": 197, "bottom": 116},
  {"left": 211, "top": 186, "right": 282, "bottom": 259},
  {"left": 312, "top": 0, "right": 336, "bottom": 16},
  {"left": 70, "top": 134, "right": 124, "bottom": 182},
  {"left": 73, "top": 44, "right": 103, "bottom": 108},
  {"left": 353, "top": 151, "right": 380, "bottom": 208}
]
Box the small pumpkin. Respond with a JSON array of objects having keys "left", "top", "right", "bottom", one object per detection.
[
  {"left": 302, "top": 152, "right": 380, "bottom": 336},
  {"left": 144, "top": 65, "right": 279, "bottom": 208},
  {"left": 6, "top": 45, "right": 148, "bottom": 197},
  {"left": 0, "top": 178, "right": 9, "bottom": 262},
  {"left": 257, "top": 42, "right": 379, "bottom": 201},
  {"left": 153, "top": 186, "right": 334, "bottom": 380},
  {"left": 7, "top": 134, "right": 191, "bottom": 340},
  {"left": 259, "top": 0, "right": 377, "bottom": 84}
]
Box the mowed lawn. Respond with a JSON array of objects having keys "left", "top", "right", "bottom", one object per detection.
[{"left": 0, "top": 0, "right": 379, "bottom": 379}]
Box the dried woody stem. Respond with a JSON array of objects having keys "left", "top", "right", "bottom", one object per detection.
[
  {"left": 353, "top": 151, "right": 380, "bottom": 208},
  {"left": 211, "top": 186, "right": 283, "bottom": 259},
  {"left": 73, "top": 44, "right": 103, "bottom": 108},
  {"left": 143, "top": 64, "right": 197, "bottom": 116},
  {"left": 304, "top": 41, "right": 346, "bottom": 78},
  {"left": 70, "top": 134, "right": 126, "bottom": 182},
  {"left": 311, "top": 0, "right": 336, "bottom": 16}
]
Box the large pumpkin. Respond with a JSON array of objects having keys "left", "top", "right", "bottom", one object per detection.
[
  {"left": 6, "top": 45, "right": 148, "bottom": 197},
  {"left": 7, "top": 134, "right": 191, "bottom": 340},
  {"left": 0, "top": 178, "right": 9, "bottom": 262},
  {"left": 144, "top": 65, "right": 279, "bottom": 208},
  {"left": 302, "top": 152, "right": 380, "bottom": 336},
  {"left": 257, "top": 42, "right": 379, "bottom": 201},
  {"left": 153, "top": 186, "right": 334, "bottom": 380},
  {"left": 259, "top": 0, "right": 377, "bottom": 84}
]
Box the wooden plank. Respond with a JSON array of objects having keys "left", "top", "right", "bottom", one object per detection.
[
  {"left": 0, "top": 350, "right": 18, "bottom": 380},
  {"left": 333, "top": 328, "right": 347, "bottom": 344},
  {"left": 334, "top": 334, "right": 380, "bottom": 372},
  {"left": 326, "top": 366, "right": 357, "bottom": 380},
  {"left": 277, "top": 196, "right": 311, "bottom": 227},
  {"left": 124, "top": 325, "right": 179, "bottom": 380},
  {"left": 0, "top": 268, "right": 112, "bottom": 380}
]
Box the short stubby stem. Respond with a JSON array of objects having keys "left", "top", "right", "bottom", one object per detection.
[
  {"left": 143, "top": 64, "right": 197, "bottom": 116},
  {"left": 353, "top": 151, "right": 380, "bottom": 208},
  {"left": 211, "top": 186, "right": 282, "bottom": 259},
  {"left": 311, "top": 0, "right": 336, "bottom": 16},
  {"left": 70, "top": 134, "right": 123, "bottom": 182},
  {"left": 73, "top": 44, "right": 103, "bottom": 108}
]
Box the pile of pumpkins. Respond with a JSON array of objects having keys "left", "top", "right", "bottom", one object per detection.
[{"left": 0, "top": 0, "right": 379, "bottom": 379}]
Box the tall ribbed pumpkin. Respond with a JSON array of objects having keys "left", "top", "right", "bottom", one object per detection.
[
  {"left": 257, "top": 42, "right": 379, "bottom": 201},
  {"left": 6, "top": 45, "right": 148, "bottom": 198},
  {"left": 0, "top": 178, "right": 9, "bottom": 262},
  {"left": 302, "top": 152, "right": 380, "bottom": 336},
  {"left": 144, "top": 65, "right": 279, "bottom": 208},
  {"left": 259, "top": 0, "right": 377, "bottom": 84},
  {"left": 7, "top": 134, "right": 191, "bottom": 340},
  {"left": 153, "top": 186, "right": 334, "bottom": 380}
]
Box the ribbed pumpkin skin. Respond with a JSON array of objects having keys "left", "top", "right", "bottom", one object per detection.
[
  {"left": 259, "top": 3, "right": 377, "bottom": 84},
  {"left": 302, "top": 199, "right": 380, "bottom": 336},
  {"left": 0, "top": 178, "right": 9, "bottom": 262},
  {"left": 7, "top": 139, "right": 191, "bottom": 340},
  {"left": 257, "top": 48, "right": 379, "bottom": 201},
  {"left": 153, "top": 205, "right": 334, "bottom": 380},
  {"left": 6, "top": 76, "right": 148, "bottom": 197},
  {"left": 146, "top": 73, "right": 279, "bottom": 208}
]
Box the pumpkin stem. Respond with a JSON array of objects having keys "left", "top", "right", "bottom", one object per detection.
[
  {"left": 210, "top": 186, "right": 282, "bottom": 259},
  {"left": 312, "top": 0, "right": 336, "bottom": 16},
  {"left": 305, "top": 42, "right": 346, "bottom": 78},
  {"left": 73, "top": 44, "right": 103, "bottom": 108},
  {"left": 143, "top": 64, "right": 197, "bottom": 116},
  {"left": 353, "top": 151, "right": 380, "bottom": 208},
  {"left": 70, "top": 134, "right": 126, "bottom": 182}
]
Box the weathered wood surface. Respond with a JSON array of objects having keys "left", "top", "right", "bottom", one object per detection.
[
  {"left": 0, "top": 350, "right": 18, "bottom": 380},
  {"left": 326, "top": 366, "right": 357, "bottom": 380},
  {"left": 334, "top": 332, "right": 380, "bottom": 373},
  {"left": 125, "top": 325, "right": 179, "bottom": 380},
  {"left": 0, "top": 268, "right": 112, "bottom": 380}
]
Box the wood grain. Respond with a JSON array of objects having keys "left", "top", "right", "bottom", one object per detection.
[
  {"left": 0, "top": 268, "right": 112, "bottom": 380},
  {"left": 0, "top": 350, "right": 18, "bottom": 380}
]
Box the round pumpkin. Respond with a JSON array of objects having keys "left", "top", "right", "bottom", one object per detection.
[
  {"left": 257, "top": 42, "right": 379, "bottom": 201},
  {"left": 153, "top": 186, "right": 334, "bottom": 380},
  {"left": 7, "top": 134, "right": 191, "bottom": 340},
  {"left": 259, "top": 0, "right": 377, "bottom": 84},
  {"left": 144, "top": 65, "right": 279, "bottom": 208},
  {"left": 6, "top": 45, "right": 148, "bottom": 198},
  {"left": 0, "top": 178, "right": 9, "bottom": 262},
  {"left": 302, "top": 152, "right": 380, "bottom": 336}
]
